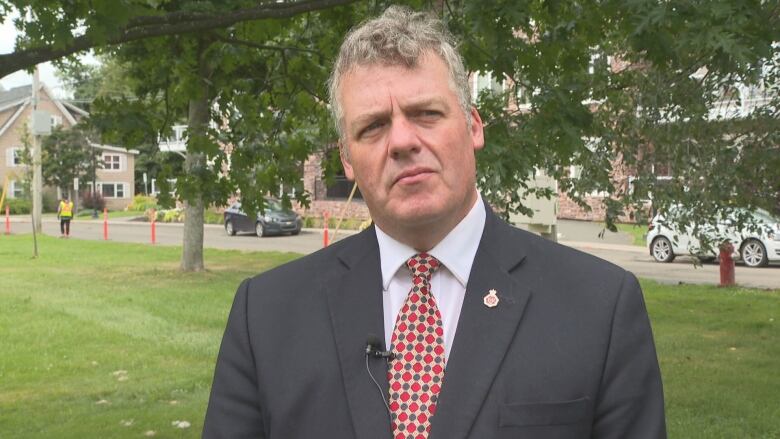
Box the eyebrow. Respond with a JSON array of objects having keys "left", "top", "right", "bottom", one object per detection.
[
  {"left": 402, "top": 97, "right": 451, "bottom": 113},
  {"left": 348, "top": 97, "right": 451, "bottom": 135}
]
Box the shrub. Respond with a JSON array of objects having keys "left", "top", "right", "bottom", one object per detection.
[
  {"left": 81, "top": 191, "right": 106, "bottom": 211},
  {"left": 128, "top": 195, "right": 158, "bottom": 212},
  {"left": 157, "top": 209, "right": 183, "bottom": 223},
  {"left": 5, "top": 198, "right": 32, "bottom": 214},
  {"left": 152, "top": 208, "right": 222, "bottom": 224},
  {"left": 204, "top": 209, "right": 224, "bottom": 225},
  {"left": 301, "top": 216, "right": 369, "bottom": 230},
  {"left": 42, "top": 191, "right": 58, "bottom": 213}
]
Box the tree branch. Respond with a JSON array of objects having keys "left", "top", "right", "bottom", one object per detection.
[
  {"left": 0, "top": 0, "right": 358, "bottom": 79},
  {"left": 216, "top": 36, "right": 324, "bottom": 56}
]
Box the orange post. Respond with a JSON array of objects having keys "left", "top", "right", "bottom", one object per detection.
[
  {"left": 151, "top": 209, "right": 156, "bottom": 245},
  {"left": 323, "top": 211, "right": 330, "bottom": 247},
  {"left": 4, "top": 205, "right": 9, "bottom": 235},
  {"left": 103, "top": 208, "right": 108, "bottom": 240}
]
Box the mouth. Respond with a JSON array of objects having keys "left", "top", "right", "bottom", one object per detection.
[{"left": 393, "top": 167, "right": 435, "bottom": 186}]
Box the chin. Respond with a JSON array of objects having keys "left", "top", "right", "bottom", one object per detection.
[{"left": 389, "top": 198, "right": 449, "bottom": 226}]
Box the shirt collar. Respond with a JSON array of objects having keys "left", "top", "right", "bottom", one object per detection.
[{"left": 374, "top": 192, "right": 486, "bottom": 290}]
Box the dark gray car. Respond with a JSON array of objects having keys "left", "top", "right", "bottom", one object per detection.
[{"left": 224, "top": 199, "right": 303, "bottom": 237}]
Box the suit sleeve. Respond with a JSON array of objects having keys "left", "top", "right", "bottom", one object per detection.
[
  {"left": 203, "top": 279, "right": 266, "bottom": 438},
  {"left": 593, "top": 271, "right": 666, "bottom": 439}
]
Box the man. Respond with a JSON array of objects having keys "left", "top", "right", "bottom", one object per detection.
[
  {"left": 57, "top": 195, "right": 74, "bottom": 238},
  {"left": 204, "top": 6, "right": 665, "bottom": 438}
]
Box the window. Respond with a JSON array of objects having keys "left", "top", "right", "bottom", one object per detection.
[
  {"left": 6, "top": 147, "right": 23, "bottom": 167},
  {"left": 322, "top": 149, "right": 362, "bottom": 199},
  {"left": 516, "top": 86, "right": 531, "bottom": 107},
  {"left": 103, "top": 154, "right": 121, "bottom": 170},
  {"left": 471, "top": 71, "right": 504, "bottom": 102},
  {"left": 98, "top": 183, "right": 125, "bottom": 198},
  {"left": 150, "top": 178, "right": 177, "bottom": 196},
  {"left": 51, "top": 115, "right": 63, "bottom": 128},
  {"left": 8, "top": 180, "right": 24, "bottom": 198}
]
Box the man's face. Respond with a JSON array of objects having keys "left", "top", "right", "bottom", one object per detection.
[{"left": 339, "top": 53, "right": 484, "bottom": 239}]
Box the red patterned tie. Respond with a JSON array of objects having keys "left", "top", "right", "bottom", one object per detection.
[{"left": 387, "top": 253, "right": 446, "bottom": 439}]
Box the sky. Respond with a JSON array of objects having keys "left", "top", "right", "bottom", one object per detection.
[{"left": 0, "top": 13, "right": 95, "bottom": 98}]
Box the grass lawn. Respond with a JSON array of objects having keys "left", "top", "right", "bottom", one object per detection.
[
  {"left": 1, "top": 235, "right": 778, "bottom": 438},
  {"left": 615, "top": 222, "right": 649, "bottom": 246},
  {"left": 0, "top": 235, "right": 297, "bottom": 438}
]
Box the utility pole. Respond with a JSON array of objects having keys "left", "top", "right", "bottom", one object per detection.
[{"left": 31, "top": 66, "right": 43, "bottom": 234}]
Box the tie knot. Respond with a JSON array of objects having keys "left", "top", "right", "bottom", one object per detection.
[{"left": 406, "top": 253, "right": 440, "bottom": 281}]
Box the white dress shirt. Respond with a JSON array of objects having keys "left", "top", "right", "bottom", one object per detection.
[{"left": 374, "top": 193, "right": 486, "bottom": 362}]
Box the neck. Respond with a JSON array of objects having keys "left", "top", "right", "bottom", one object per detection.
[{"left": 375, "top": 191, "right": 478, "bottom": 252}]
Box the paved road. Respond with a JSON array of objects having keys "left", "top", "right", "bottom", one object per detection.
[
  {"left": 7, "top": 216, "right": 350, "bottom": 254},
  {"left": 5, "top": 217, "right": 779, "bottom": 290}
]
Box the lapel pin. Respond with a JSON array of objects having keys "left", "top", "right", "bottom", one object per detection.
[{"left": 483, "top": 289, "right": 499, "bottom": 308}]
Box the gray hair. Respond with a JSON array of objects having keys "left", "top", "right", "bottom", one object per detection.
[{"left": 328, "top": 5, "right": 472, "bottom": 142}]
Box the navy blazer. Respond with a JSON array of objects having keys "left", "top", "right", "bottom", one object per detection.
[{"left": 203, "top": 205, "right": 666, "bottom": 438}]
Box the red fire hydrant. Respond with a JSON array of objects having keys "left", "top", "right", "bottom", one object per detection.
[{"left": 719, "top": 241, "right": 735, "bottom": 287}]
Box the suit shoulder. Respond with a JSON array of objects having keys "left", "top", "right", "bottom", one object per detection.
[
  {"left": 497, "top": 222, "right": 632, "bottom": 298},
  {"left": 242, "top": 229, "right": 367, "bottom": 293},
  {"left": 507, "top": 223, "right": 626, "bottom": 275}
]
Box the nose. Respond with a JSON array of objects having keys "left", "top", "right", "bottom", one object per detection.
[{"left": 387, "top": 116, "right": 420, "bottom": 159}]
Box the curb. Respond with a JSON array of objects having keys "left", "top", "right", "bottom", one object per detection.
[
  {"left": 559, "top": 240, "right": 647, "bottom": 254},
  {"left": 5, "top": 216, "right": 363, "bottom": 235}
]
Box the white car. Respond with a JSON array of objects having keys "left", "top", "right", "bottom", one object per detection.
[{"left": 646, "top": 208, "right": 780, "bottom": 267}]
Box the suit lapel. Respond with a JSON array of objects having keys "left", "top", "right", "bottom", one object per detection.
[
  {"left": 324, "top": 227, "right": 393, "bottom": 439},
  {"left": 430, "top": 208, "right": 532, "bottom": 439}
]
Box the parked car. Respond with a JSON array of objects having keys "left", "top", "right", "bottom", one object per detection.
[
  {"left": 224, "top": 199, "right": 303, "bottom": 237},
  {"left": 646, "top": 207, "right": 780, "bottom": 267}
]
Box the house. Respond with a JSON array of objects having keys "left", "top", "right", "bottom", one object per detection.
[
  {"left": 0, "top": 84, "right": 138, "bottom": 211},
  {"left": 89, "top": 142, "right": 140, "bottom": 210}
]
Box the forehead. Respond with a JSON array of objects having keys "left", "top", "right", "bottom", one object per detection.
[{"left": 339, "top": 54, "right": 454, "bottom": 113}]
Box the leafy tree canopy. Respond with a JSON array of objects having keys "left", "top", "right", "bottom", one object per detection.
[
  {"left": 40, "top": 124, "right": 101, "bottom": 198},
  {"left": 448, "top": 0, "right": 779, "bottom": 239},
  {"left": 44, "top": 0, "right": 780, "bottom": 264},
  {"left": 0, "top": 0, "right": 359, "bottom": 79}
]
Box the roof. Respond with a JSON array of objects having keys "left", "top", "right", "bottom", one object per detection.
[
  {"left": 90, "top": 142, "right": 140, "bottom": 155},
  {"left": 0, "top": 85, "right": 32, "bottom": 107},
  {"left": 0, "top": 83, "right": 89, "bottom": 139}
]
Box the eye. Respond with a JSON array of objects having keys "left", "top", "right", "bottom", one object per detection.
[
  {"left": 359, "top": 120, "right": 385, "bottom": 138},
  {"left": 416, "top": 110, "right": 442, "bottom": 121}
]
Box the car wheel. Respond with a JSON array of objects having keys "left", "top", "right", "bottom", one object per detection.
[
  {"left": 740, "top": 239, "right": 768, "bottom": 267},
  {"left": 225, "top": 220, "right": 236, "bottom": 236},
  {"left": 651, "top": 236, "right": 675, "bottom": 263},
  {"left": 255, "top": 222, "right": 265, "bottom": 238},
  {"left": 291, "top": 229, "right": 300, "bottom": 236}
]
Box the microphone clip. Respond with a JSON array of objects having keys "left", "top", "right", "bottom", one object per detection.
[{"left": 365, "top": 340, "right": 395, "bottom": 360}]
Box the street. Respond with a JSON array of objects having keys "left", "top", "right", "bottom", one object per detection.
[
  {"left": 563, "top": 241, "right": 780, "bottom": 290},
  {"left": 4, "top": 217, "right": 779, "bottom": 290}
]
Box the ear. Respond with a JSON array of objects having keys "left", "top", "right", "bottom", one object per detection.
[
  {"left": 470, "top": 107, "right": 485, "bottom": 152},
  {"left": 339, "top": 141, "right": 355, "bottom": 180}
]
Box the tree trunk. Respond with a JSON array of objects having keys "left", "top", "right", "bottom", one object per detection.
[
  {"left": 180, "top": 46, "right": 211, "bottom": 272},
  {"left": 180, "top": 127, "right": 207, "bottom": 271},
  {"left": 180, "top": 189, "right": 205, "bottom": 272}
]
